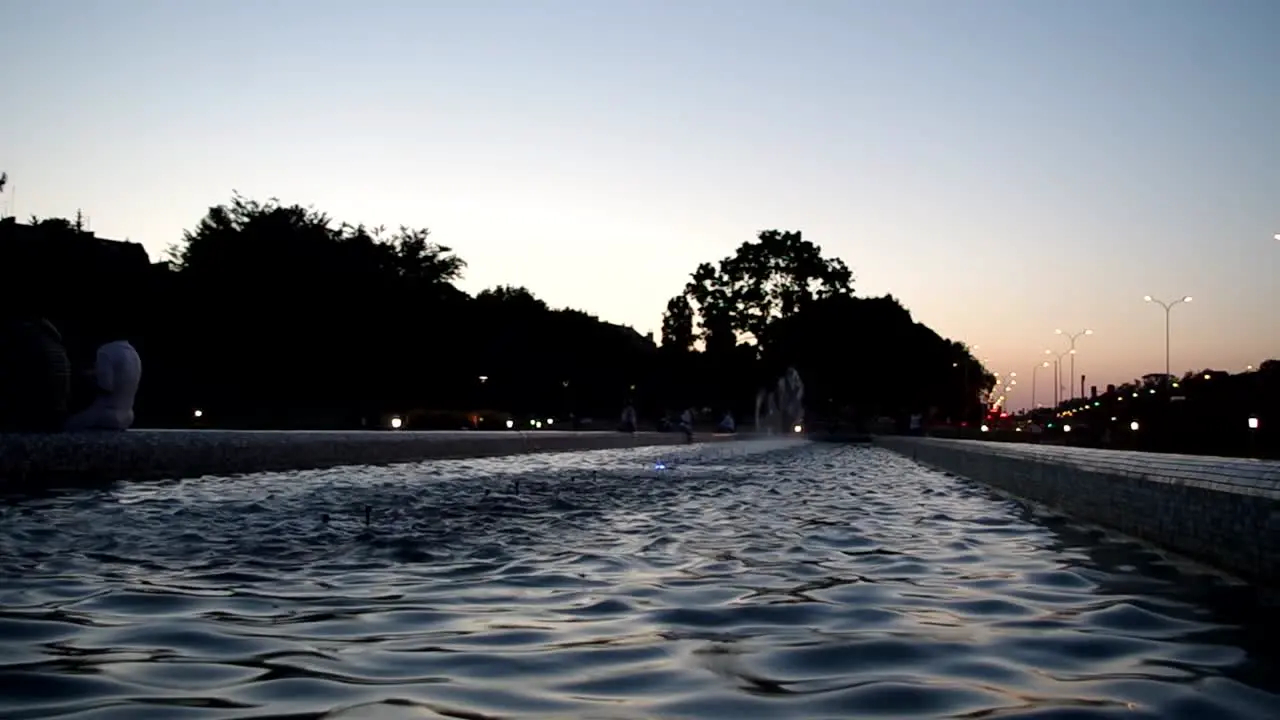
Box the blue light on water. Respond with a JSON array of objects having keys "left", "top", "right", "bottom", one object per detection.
[{"left": 653, "top": 462, "right": 667, "bottom": 471}]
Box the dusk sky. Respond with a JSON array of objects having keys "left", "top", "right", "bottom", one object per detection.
[{"left": 3, "top": 0, "right": 1277, "bottom": 404}]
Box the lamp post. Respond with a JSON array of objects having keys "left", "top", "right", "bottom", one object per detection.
[
  {"left": 1032, "top": 360, "right": 1050, "bottom": 410},
  {"left": 1045, "top": 349, "right": 1072, "bottom": 408},
  {"left": 1143, "top": 295, "right": 1193, "bottom": 386},
  {"left": 1054, "top": 328, "right": 1093, "bottom": 400}
]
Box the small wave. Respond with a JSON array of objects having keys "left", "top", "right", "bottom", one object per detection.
[{"left": 0, "top": 440, "right": 1276, "bottom": 719}]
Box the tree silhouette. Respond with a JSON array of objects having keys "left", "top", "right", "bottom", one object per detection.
[
  {"left": 760, "top": 293, "right": 993, "bottom": 424},
  {"left": 13, "top": 191, "right": 1272, "bottom": 455},
  {"left": 677, "top": 230, "right": 853, "bottom": 348},
  {"left": 660, "top": 295, "right": 695, "bottom": 352}
]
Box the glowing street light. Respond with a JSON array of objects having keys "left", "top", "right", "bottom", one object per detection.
[
  {"left": 1144, "top": 295, "right": 1193, "bottom": 385},
  {"left": 193, "top": 409, "right": 203, "bottom": 419},
  {"left": 1045, "top": 349, "right": 1072, "bottom": 408},
  {"left": 390, "top": 416, "right": 403, "bottom": 429},
  {"left": 1054, "top": 328, "right": 1093, "bottom": 400},
  {"left": 505, "top": 419, "right": 515, "bottom": 429},
  {"left": 1248, "top": 417, "right": 1260, "bottom": 430},
  {"left": 1130, "top": 420, "right": 1140, "bottom": 431}
]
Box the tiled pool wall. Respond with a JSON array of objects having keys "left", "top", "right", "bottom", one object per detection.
[
  {"left": 877, "top": 436, "right": 1280, "bottom": 587},
  {"left": 0, "top": 429, "right": 748, "bottom": 489}
]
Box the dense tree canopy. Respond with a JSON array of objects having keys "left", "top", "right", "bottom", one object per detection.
[
  {"left": 672, "top": 230, "right": 854, "bottom": 350},
  {"left": 15, "top": 192, "right": 1271, "bottom": 453},
  {"left": 1, "top": 199, "right": 994, "bottom": 428}
]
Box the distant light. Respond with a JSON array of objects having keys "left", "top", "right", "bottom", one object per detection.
[
  {"left": 1110, "top": 416, "right": 1117, "bottom": 421},
  {"left": 1172, "top": 382, "right": 1180, "bottom": 388},
  {"left": 1130, "top": 421, "right": 1140, "bottom": 431},
  {"left": 193, "top": 409, "right": 203, "bottom": 418},
  {"left": 654, "top": 462, "right": 667, "bottom": 470},
  {"left": 1203, "top": 374, "right": 1211, "bottom": 380},
  {"left": 980, "top": 424, "right": 990, "bottom": 433},
  {"left": 1093, "top": 402, "right": 1100, "bottom": 407},
  {"left": 793, "top": 424, "right": 803, "bottom": 433},
  {"left": 505, "top": 419, "right": 515, "bottom": 429},
  {"left": 1248, "top": 417, "right": 1260, "bottom": 430},
  {"left": 390, "top": 416, "right": 403, "bottom": 429},
  {"left": 1015, "top": 427, "right": 1023, "bottom": 432},
  {"left": 478, "top": 375, "right": 489, "bottom": 383},
  {"left": 530, "top": 419, "right": 537, "bottom": 427},
  {"left": 546, "top": 418, "right": 555, "bottom": 426},
  {"left": 1063, "top": 424, "right": 1072, "bottom": 433},
  {"left": 1132, "top": 392, "right": 1138, "bottom": 398},
  {"left": 535, "top": 420, "right": 543, "bottom": 429},
  {"left": 1149, "top": 389, "right": 1156, "bottom": 394}
]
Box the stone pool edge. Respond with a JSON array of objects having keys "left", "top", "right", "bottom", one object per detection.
[
  {"left": 0, "top": 430, "right": 747, "bottom": 490},
  {"left": 875, "top": 435, "right": 1280, "bottom": 588}
]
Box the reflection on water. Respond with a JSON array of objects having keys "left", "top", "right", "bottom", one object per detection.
[{"left": 1, "top": 440, "right": 1277, "bottom": 719}]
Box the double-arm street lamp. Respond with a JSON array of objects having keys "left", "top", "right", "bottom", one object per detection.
[
  {"left": 1054, "top": 328, "right": 1093, "bottom": 400},
  {"left": 1143, "top": 295, "right": 1192, "bottom": 385},
  {"left": 1044, "top": 348, "right": 1072, "bottom": 408}
]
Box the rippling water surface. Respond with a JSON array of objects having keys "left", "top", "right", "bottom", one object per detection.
[{"left": 2, "top": 439, "right": 1278, "bottom": 719}]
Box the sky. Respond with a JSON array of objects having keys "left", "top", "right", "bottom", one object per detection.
[{"left": 2, "top": 0, "right": 1278, "bottom": 405}]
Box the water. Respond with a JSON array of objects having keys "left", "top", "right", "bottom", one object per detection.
[
  {"left": 1, "top": 440, "right": 1277, "bottom": 719},
  {"left": 755, "top": 367, "right": 804, "bottom": 434}
]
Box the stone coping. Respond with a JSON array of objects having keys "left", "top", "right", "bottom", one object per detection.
[
  {"left": 0, "top": 429, "right": 746, "bottom": 489},
  {"left": 881, "top": 436, "right": 1280, "bottom": 500}
]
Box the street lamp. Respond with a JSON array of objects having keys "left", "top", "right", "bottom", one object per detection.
[
  {"left": 1032, "top": 360, "right": 1050, "bottom": 410},
  {"left": 1143, "top": 295, "right": 1193, "bottom": 385},
  {"left": 1054, "top": 328, "right": 1093, "bottom": 400},
  {"left": 1044, "top": 348, "right": 1072, "bottom": 408}
]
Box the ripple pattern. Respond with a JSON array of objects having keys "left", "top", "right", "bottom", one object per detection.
[{"left": 1, "top": 440, "right": 1277, "bottom": 719}]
